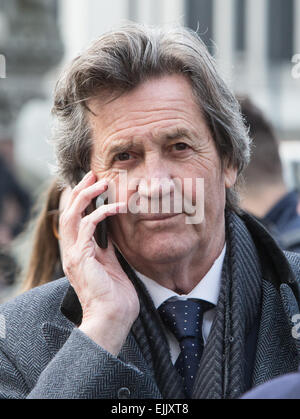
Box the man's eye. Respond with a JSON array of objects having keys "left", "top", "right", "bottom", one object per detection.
[
  {"left": 113, "top": 152, "right": 132, "bottom": 161},
  {"left": 173, "top": 142, "right": 189, "bottom": 151}
]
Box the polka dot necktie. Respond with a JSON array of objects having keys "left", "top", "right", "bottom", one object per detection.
[{"left": 158, "top": 298, "right": 214, "bottom": 398}]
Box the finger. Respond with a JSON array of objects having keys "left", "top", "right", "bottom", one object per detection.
[
  {"left": 60, "top": 178, "right": 109, "bottom": 246},
  {"left": 71, "top": 178, "right": 109, "bottom": 216},
  {"left": 67, "top": 170, "right": 96, "bottom": 207},
  {"left": 76, "top": 202, "right": 127, "bottom": 248}
]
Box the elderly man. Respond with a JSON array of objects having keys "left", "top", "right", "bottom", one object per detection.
[{"left": 1, "top": 24, "right": 300, "bottom": 399}]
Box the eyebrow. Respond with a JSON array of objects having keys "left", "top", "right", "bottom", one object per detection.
[
  {"left": 164, "top": 128, "right": 191, "bottom": 141},
  {"left": 104, "top": 128, "right": 192, "bottom": 158},
  {"left": 105, "top": 141, "right": 135, "bottom": 158}
]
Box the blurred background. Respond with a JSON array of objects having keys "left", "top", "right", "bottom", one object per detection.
[{"left": 0, "top": 0, "right": 299, "bottom": 300}]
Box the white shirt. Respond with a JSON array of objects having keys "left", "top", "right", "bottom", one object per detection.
[{"left": 135, "top": 245, "right": 226, "bottom": 364}]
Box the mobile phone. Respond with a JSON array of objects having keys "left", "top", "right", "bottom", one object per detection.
[
  {"left": 77, "top": 171, "right": 108, "bottom": 249},
  {"left": 94, "top": 193, "right": 108, "bottom": 249}
]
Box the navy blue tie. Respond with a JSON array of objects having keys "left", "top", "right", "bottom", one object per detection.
[{"left": 158, "top": 298, "right": 213, "bottom": 398}]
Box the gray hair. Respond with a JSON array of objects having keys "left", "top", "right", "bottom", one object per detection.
[{"left": 51, "top": 23, "right": 250, "bottom": 211}]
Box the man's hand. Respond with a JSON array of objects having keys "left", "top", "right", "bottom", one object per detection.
[{"left": 59, "top": 171, "right": 140, "bottom": 356}]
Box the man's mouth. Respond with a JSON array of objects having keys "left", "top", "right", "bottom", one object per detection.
[{"left": 137, "top": 213, "right": 182, "bottom": 221}]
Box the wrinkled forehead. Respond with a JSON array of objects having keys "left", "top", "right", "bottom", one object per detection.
[
  {"left": 86, "top": 74, "right": 202, "bottom": 118},
  {"left": 86, "top": 75, "right": 207, "bottom": 145},
  {"left": 83, "top": 75, "right": 220, "bottom": 182}
]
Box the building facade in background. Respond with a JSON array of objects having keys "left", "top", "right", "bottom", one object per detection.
[
  {"left": 0, "top": 0, "right": 299, "bottom": 187},
  {"left": 59, "top": 0, "right": 300, "bottom": 138}
]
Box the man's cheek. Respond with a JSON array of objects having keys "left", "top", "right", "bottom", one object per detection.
[{"left": 98, "top": 170, "right": 128, "bottom": 206}]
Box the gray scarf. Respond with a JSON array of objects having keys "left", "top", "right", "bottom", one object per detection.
[{"left": 193, "top": 211, "right": 262, "bottom": 398}]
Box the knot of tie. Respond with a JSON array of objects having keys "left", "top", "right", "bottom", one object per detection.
[
  {"left": 158, "top": 298, "right": 212, "bottom": 342},
  {"left": 158, "top": 298, "right": 214, "bottom": 398}
]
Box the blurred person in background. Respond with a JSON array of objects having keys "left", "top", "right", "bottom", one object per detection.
[
  {"left": 0, "top": 154, "right": 31, "bottom": 242},
  {"left": 239, "top": 97, "right": 300, "bottom": 253},
  {"left": 0, "top": 153, "right": 31, "bottom": 299},
  {"left": 20, "top": 179, "right": 70, "bottom": 293}
]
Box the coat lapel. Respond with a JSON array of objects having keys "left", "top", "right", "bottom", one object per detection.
[
  {"left": 252, "top": 280, "right": 299, "bottom": 386},
  {"left": 241, "top": 212, "right": 300, "bottom": 387},
  {"left": 280, "top": 283, "right": 300, "bottom": 361}
]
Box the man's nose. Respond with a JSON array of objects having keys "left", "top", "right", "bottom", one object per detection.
[{"left": 137, "top": 160, "right": 175, "bottom": 199}]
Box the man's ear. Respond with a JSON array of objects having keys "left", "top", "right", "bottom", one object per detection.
[{"left": 224, "top": 164, "right": 238, "bottom": 189}]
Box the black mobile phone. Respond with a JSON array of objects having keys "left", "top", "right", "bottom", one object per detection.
[
  {"left": 78, "top": 171, "right": 108, "bottom": 249},
  {"left": 94, "top": 193, "right": 108, "bottom": 249}
]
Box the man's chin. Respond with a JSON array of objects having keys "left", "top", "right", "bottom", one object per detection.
[{"left": 137, "top": 234, "right": 195, "bottom": 264}]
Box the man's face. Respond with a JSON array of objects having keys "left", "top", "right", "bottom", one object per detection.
[{"left": 89, "top": 75, "right": 236, "bottom": 268}]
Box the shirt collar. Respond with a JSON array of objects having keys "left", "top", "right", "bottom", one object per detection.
[{"left": 135, "top": 244, "right": 226, "bottom": 309}]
